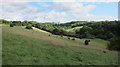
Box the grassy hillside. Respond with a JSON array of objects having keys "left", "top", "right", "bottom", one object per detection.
[
  {"left": 2, "top": 25, "right": 118, "bottom": 65},
  {"left": 0, "top": 24, "right": 2, "bottom": 66},
  {"left": 66, "top": 26, "right": 83, "bottom": 32}
]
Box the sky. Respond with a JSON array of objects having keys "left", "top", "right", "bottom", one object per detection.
[{"left": 0, "top": 0, "right": 119, "bottom": 23}]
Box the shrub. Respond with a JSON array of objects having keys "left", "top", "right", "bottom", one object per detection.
[
  {"left": 72, "top": 38, "right": 75, "bottom": 40},
  {"left": 25, "top": 24, "right": 33, "bottom": 29},
  {"left": 60, "top": 35, "right": 63, "bottom": 37},
  {"left": 10, "top": 24, "right": 14, "bottom": 27},
  {"left": 68, "top": 37, "right": 70, "bottom": 39},
  {"left": 103, "top": 51, "right": 106, "bottom": 53},
  {"left": 84, "top": 40, "right": 90, "bottom": 45}
]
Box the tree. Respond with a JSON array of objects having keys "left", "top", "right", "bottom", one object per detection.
[
  {"left": 76, "top": 26, "right": 93, "bottom": 38},
  {"left": 107, "top": 37, "right": 120, "bottom": 51},
  {"left": 12, "top": 21, "right": 22, "bottom": 26},
  {"left": 25, "top": 24, "right": 33, "bottom": 29},
  {"left": 22, "top": 20, "right": 29, "bottom": 26},
  {"left": 52, "top": 29, "right": 61, "bottom": 35},
  {"left": 107, "top": 32, "right": 115, "bottom": 39},
  {"left": 3, "top": 20, "right": 11, "bottom": 24}
]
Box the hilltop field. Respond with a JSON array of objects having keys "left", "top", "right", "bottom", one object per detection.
[{"left": 2, "top": 24, "right": 118, "bottom": 65}]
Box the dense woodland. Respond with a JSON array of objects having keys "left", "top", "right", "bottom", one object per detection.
[{"left": 1, "top": 19, "right": 120, "bottom": 51}]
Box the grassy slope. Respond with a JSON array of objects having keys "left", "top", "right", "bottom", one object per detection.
[
  {"left": 0, "top": 24, "right": 2, "bottom": 66},
  {"left": 2, "top": 25, "right": 118, "bottom": 65},
  {"left": 66, "top": 26, "right": 83, "bottom": 32}
]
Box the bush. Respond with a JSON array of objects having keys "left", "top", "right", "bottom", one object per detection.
[
  {"left": 72, "top": 38, "right": 75, "bottom": 40},
  {"left": 10, "top": 24, "right": 14, "bottom": 27},
  {"left": 25, "top": 24, "right": 33, "bottom": 29},
  {"left": 84, "top": 40, "right": 90, "bottom": 45},
  {"left": 107, "top": 37, "right": 120, "bottom": 51},
  {"left": 68, "top": 37, "right": 70, "bottom": 39}
]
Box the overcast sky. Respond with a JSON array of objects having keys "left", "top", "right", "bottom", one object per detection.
[{"left": 0, "top": 0, "right": 119, "bottom": 23}]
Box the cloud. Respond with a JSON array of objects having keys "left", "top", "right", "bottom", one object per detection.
[
  {"left": 1, "top": 0, "right": 119, "bottom": 3},
  {"left": 47, "top": 1, "right": 117, "bottom": 21},
  {"left": 48, "top": 2, "right": 95, "bottom": 15},
  {"left": 79, "top": 0, "right": 119, "bottom": 2},
  {"left": 53, "top": 0, "right": 76, "bottom": 2},
  {"left": 74, "top": 14, "right": 117, "bottom": 21},
  {"left": 0, "top": 1, "right": 68, "bottom": 22},
  {"left": 0, "top": 0, "right": 118, "bottom": 22},
  {"left": 34, "top": 11, "right": 67, "bottom": 22},
  {"left": 1, "top": 2, "right": 39, "bottom": 21},
  {"left": 53, "top": 0, "right": 119, "bottom": 2}
]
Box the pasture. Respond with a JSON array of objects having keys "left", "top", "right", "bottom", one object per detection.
[{"left": 2, "top": 25, "right": 118, "bottom": 65}]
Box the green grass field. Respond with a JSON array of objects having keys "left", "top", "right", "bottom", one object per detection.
[
  {"left": 66, "top": 26, "right": 83, "bottom": 32},
  {"left": 2, "top": 25, "right": 118, "bottom": 65},
  {"left": 0, "top": 24, "right": 2, "bottom": 66}
]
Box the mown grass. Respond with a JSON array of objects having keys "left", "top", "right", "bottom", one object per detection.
[{"left": 2, "top": 25, "right": 118, "bottom": 65}]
